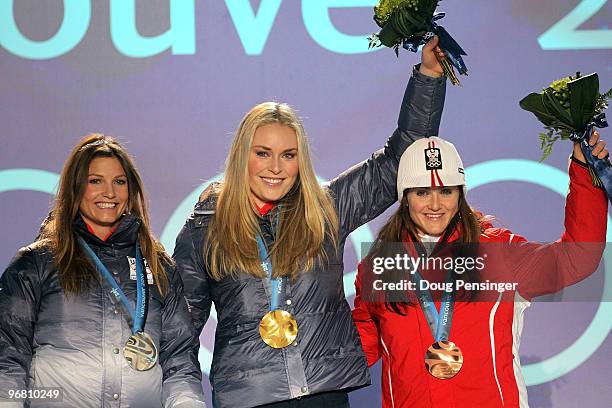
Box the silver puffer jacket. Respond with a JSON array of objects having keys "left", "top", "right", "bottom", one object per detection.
[
  {"left": 173, "top": 66, "right": 446, "bottom": 408},
  {"left": 0, "top": 215, "right": 206, "bottom": 408}
]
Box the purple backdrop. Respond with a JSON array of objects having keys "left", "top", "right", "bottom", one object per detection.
[{"left": 1, "top": 1, "right": 611, "bottom": 406}]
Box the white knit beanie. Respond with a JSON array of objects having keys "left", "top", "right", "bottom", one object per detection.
[{"left": 397, "top": 136, "right": 466, "bottom": 201}]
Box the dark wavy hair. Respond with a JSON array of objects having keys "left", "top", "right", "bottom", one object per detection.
[
  {"left": 365, "top": 188, "right": 491, "bottom": 315},
  {"left": 38, "top": 134, "right": 169, "bottom": 296}
]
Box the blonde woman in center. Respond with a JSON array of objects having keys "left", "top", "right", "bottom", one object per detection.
[{"left": 173, "top": 39, "right": 447, "bottom": 407}]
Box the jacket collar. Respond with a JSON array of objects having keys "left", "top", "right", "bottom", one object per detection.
[
  {"left": 402, "top": 223, "right": 462, "bottom": 245},
  {"left": 193, "top": 183, "right": 282, "bottom": 222},
  {"left": 75, "top": 214, "right": 141, "bottom": 248}
]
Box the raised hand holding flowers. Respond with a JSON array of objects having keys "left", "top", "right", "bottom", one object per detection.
[
  {"left": 520, "top": 72, "right": 612, "bottom": 203},
  {"left": 368, "top": 0, "right": 467, "bottom": 85}
]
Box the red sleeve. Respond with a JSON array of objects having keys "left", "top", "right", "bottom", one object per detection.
[
  {"left": 507, "top": 160, "right": 607, "bottom": 299},
  {"left": 352, "top": 260, "right": 382, "bottom": 367},
  {"left": 561, "top": 159, "right": 608, "bottom": 242}
]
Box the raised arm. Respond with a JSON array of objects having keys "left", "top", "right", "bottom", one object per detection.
[
  {"left": 500, "top": 134, "right": 608, "bottom": 299},
  {"left": 328, "top": 39, "right": 447, "bottom": 242}
]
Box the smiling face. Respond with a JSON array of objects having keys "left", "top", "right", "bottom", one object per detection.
[
  {"left": 406, "top": 186, "right": 460, "bottom": 237},
  {"left": 78, "top": 156, "right": 129, "bottom": 239},
  {"left": 247, "top": 123, "right": 299, "bottom": 208}
]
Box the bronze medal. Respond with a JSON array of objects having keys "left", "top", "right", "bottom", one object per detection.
[
  {"left": 124, "top": 331, "right": 158, "bottom": 371},
  {"left": 259, "top": 310, "right": 298, "bottom": 349},
  {"left": 424, "top": 340, "right": 463, "bottom": 379}
]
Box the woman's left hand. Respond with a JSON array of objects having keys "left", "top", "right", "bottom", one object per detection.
[
  {"left": 419, "top": 36, "right": 445, "bottom": 78},
  {"left": 573, "top": 129, "right": 608, "bottom": 163}
]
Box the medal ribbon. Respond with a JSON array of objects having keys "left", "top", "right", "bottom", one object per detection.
[
  {"left": 78, "top": 237, "right": 148, "bottom": 334},
  {"left": 412, "top": 268, "right": 455, "bottom": 342},
  {"left": 255, "top": 209, "right": 283, "bottom": 311},
  {"left": 256, "top": 235, "right": 282, "bottom": 311}
]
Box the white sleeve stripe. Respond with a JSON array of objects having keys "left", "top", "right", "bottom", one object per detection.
[
  {"left": 380, "top": 337, "right": 395, "bottom": 408},
  {"left": 489, "top": 292, "right": 506, "bottom": 406},
  {"left": 512, "top": 292, "right": 531, "bottom": 407}
]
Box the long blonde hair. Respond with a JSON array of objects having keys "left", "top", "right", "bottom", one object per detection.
[
  {"left": 38, "top": 134, "right": 169, "bottom": 296},
  {"left": 206, "top": 102, "right": 339, "bottom": 280}
]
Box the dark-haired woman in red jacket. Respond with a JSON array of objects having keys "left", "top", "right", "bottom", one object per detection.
[{"left": 353, "top": 133, "right": 608, "bottom": 407}]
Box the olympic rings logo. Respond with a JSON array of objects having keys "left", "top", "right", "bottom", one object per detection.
[{"left": 1, "top": 159, "right": 610, "bottom": 386}]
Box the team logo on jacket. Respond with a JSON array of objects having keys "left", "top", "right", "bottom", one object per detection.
[
  {"left": 127, "top": 256, "right": 154, "bottom": 284},
  {"left": 425, "top": 147, "right": 442, "bottom": 170}
]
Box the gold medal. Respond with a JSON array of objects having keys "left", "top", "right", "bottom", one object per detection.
[
  {"left": 124, "top": 331, "right": 158, "bottom": 371},
  {"left": 259, "top": 310, "right": 298, "bottom": 348},
  {"left": 424, "top": 340, "right": 463, "bottom": 379}
]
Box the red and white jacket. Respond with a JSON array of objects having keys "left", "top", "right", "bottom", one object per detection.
[{"left": 352, "top": 160, "right": 607, "bottom": 407}]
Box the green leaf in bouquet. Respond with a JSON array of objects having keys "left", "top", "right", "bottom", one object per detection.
[
  {"left": 538, "top": 128, "right": 559, "bottom": 161},
  {"left": 542, "top": 90, "right": 574, "bottom": 128},
  {"left": 596, "top": 88, "right": 612, "bottom": 113},
  {"left": 377, "top": 20, "right": 403, "bottom": 48},
  {"left": 539, "top": 131, "right": 550, "bottom": 149},
  {"left": 568, "top": 73, "right": 599, "bottom": 129},
  {"left": 519, "top": 93, "right": 559, "bottom": 127},
  {"left": 397, "top": 6, "right": 428, "bottom": 31},
  {"left": 392, "top": 7, "right": 410, "bottom": 34}
]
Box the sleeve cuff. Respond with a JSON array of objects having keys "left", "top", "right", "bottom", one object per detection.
[
  {"left": 570, "top": 155, "right": 588, "bottom": 168},
  {"left": 412, "top": 64, "right": 446, "bottom": 84}
]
